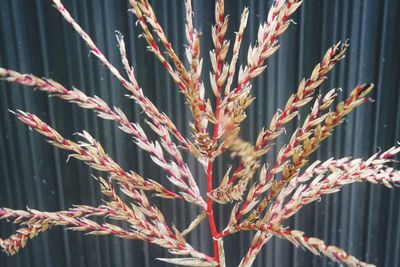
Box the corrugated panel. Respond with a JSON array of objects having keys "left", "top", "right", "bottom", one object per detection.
[{"left": 0, "top": 0, "right": 399, "bottom": 266}]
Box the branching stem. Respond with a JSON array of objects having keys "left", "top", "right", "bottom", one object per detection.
[
  {"left": 207, "top": 69, "right": 224, "bottom": 266},
  {"left": 206, "top": 160, "right": 220, "bottom": 265}
]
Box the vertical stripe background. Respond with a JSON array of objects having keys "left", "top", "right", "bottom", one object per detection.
[{"left": 0, "top": 0, "right": 399, "bottom": 266}]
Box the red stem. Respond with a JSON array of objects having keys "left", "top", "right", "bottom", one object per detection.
[
  {"left": 207, "top": 46, "right": 226, "bottom": 267},
  {"left": 206, "top": 160, "right": 220, "bottom": 265},
  {"left": 206, "top": 3, "right": 226, "bottom": 264},
  {"left": 206, "top": 92, "right": 223, "bottom": 265}
]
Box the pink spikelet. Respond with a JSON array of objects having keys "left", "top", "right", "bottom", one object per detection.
[{"left": 0, "top": 1, "right": 397, "bottom": 266}]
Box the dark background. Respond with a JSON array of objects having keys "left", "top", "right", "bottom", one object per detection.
[{"left": 0, "top": 0, "right": 400, "bottom": 266}]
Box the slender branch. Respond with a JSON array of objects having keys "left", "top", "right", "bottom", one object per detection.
[
  {"left": 181, "top": 212, "right": 207, "bottom": 237},
  {"left": 226, "top": 42, "right": 349, "bottom": 188},
  {"left": 130, "top": 0, "right": 211, "bottom": 157},
  {"left": 12, "top": 110, "right": 180, "bottom": 199},
  {"left": 255, "top": 42, "right": 349, "bottom": 151},
  {"left": 274, "top": 148, "right": 400, "bottom": 221},
  {"left": 51, "top": 0, "right": 192, "bottom": 152},
  {"left": 233, "top": 0, "right": 303, "bottom": 94},
  {"left": 204, "top": 0, "right": 232, "bottom": 264},
  {"left": 219, "top": 84, "right": 374, "bottom": 264},
  {"left": 131, "top": 0, "right": 193, "bottom": 90},
  {"left": 215, "top": 0, "right": 303, "bottom": 143},
  {"left": 0, "top": 206, "right": 136, "bottom": 255},
  {"left": 0, "top": 68, "right": 204, "bottom": 206},
  {"left": 248, "top": 84, "right": 374, "bottom": 224},
  {"left": 129, "top": 0, "right": 186, "bottom": 91},
  {"left": 224, "top": 8, "right": 249, "bottom": 96},
  {"left": 10, "top": 110, "right": 213, "bottom": 261},
  {"left": 0, "top": 1, "right": 397, "bottom": 266},
  {"left": 207, "top": 0, "right": 231, "bottom": 156},
  {"left": 221, "top": 43, "right": 349, "bottom": 226},
  {"left": 240, "top": 223, "right": 375, "bottom": 267},
  {"left": 211, "top": 7, "right": 250, "bottom": 158},
  {"left": 236, "top": 88, "right": 339, "bottom": 219},
  {"left": 183, "top": 0, "right": 211, "bottom": 157},
  {"left": 206, "top": 161, "right": 220, "bottom": 265},
  {"left": 238, "top": 232, "right": 272, "bottom": 267},
  {"left": 116, "top": 37, "right": 206, "bottom": 207},
  {"left": 185, "top": 0, "right": 202, "bottom": 86}
]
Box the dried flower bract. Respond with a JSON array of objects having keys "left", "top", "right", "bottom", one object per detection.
[{"left": 0, "top": 1, "right": 397, "bottom": 266}]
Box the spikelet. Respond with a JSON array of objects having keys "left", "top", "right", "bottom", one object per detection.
[{"left": 0, "top": 1, "right": 397, "bottom": 266}]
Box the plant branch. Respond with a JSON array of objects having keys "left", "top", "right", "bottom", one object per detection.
[
  {"left": 51, "top": 0, "right": 192, "bottom": 153},
  {"left": 240, "top": 223, "right": 374, "bottom": 267}
]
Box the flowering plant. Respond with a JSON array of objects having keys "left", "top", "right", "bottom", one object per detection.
[{"left": 0, "top": 0, "right": 398, "bottom": 266}]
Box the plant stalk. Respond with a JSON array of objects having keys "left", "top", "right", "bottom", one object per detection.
[
  {"left": 207, "top": 64, "right": 224, "bottom": 266},
  {"left": 206, "top": 160, "right": 220, "bottom": 266}
]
